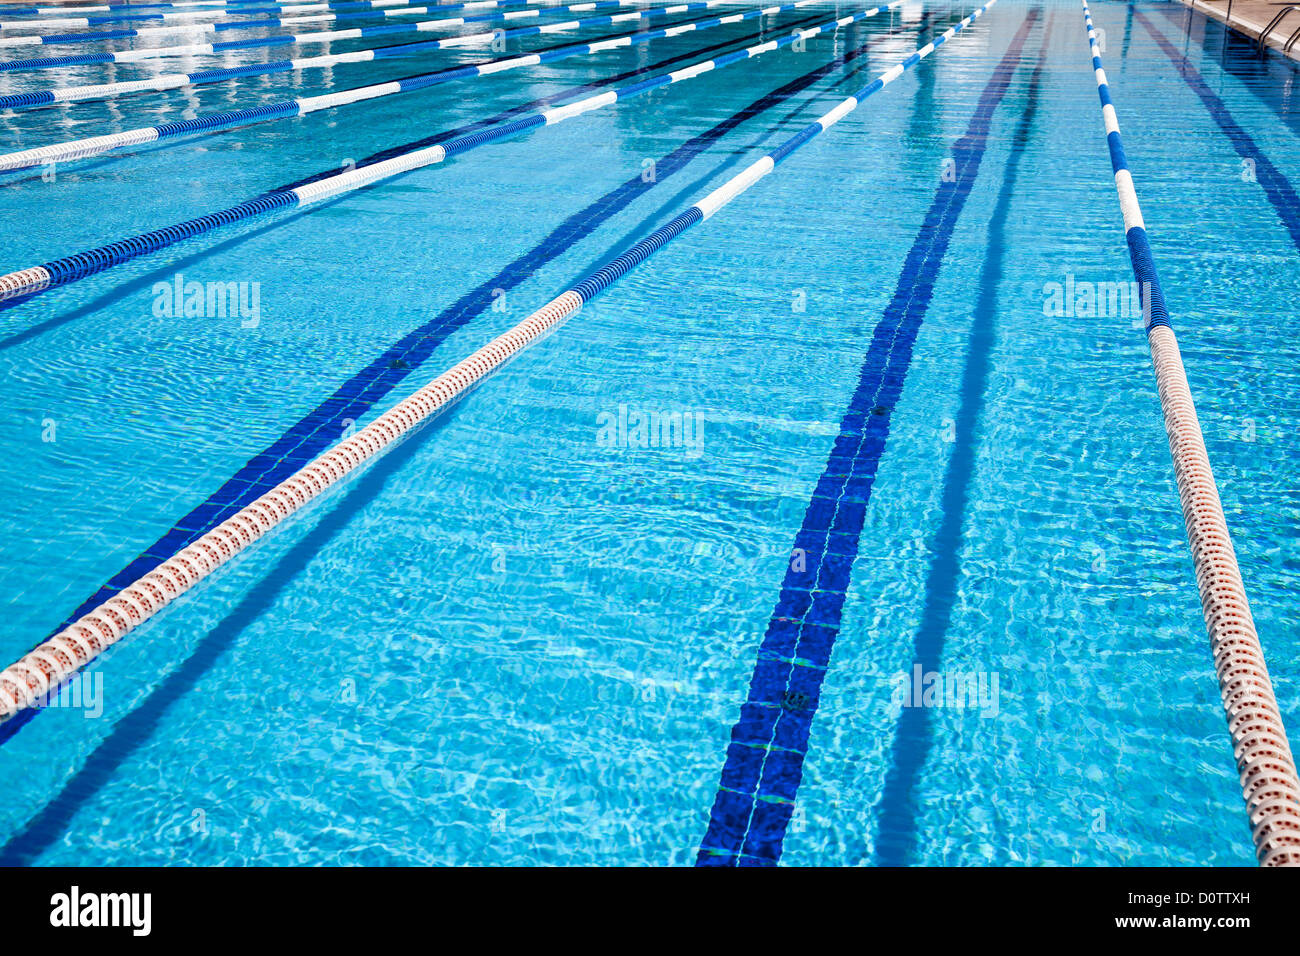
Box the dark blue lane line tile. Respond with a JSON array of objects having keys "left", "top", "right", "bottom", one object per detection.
[
  {"left": 871, "top": 28, "right": 1051, "bottom": 868},
  {"left": 1136, "top": 8, "right": 1300, "bottom": 253},
  {"left": 695, "top": 7, "right": 1043, "bottom": 868},
  {"left": 0, "top": 14, "right": 884, "bottom": 749}
]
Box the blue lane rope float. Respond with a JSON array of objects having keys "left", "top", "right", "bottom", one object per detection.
[
  {"left": 0, "top": 0, "right": 653, "bottom": 68},
  {"left": 0, "top": 0, "right": 507, "bottom": 30},
  {"left": 0, "top": 0, "right": 753, "bottom": 108},
  {"left": 0, "top": 0, "right": 832, "bottom": 169},
  {"left": 0, "top": 0, "right": 580, "bottom": 49},
  {"left": 0, "top": 1, "right": 1000, "bottom": 732},
  {"left": 1080, "top": 0, "right": 1300, "bottom": 867},
  {"left": 0, "top": 0, "right": 903, "bottom": 295}
]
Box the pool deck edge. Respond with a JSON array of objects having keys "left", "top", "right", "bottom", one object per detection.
[{"left": 1177, "top": 0, "right": 1300, "bottom": 60}]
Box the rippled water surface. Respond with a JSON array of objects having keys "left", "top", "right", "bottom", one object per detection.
[{"left": 0, "top": 0, "right": 1295, "bottom": 865}]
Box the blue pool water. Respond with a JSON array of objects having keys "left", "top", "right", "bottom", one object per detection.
[{"left": 0, "top": 0, "right": 1296, "bottom": 866}]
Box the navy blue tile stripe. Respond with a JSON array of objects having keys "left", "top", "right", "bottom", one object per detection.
[
  {"left": 695, "top": 8, "right": 1041, "bottom": 868},
  {"left": 1134, "top": 8, "right": 1300, "bottom": 254},
  {"left": 0, "top": 11, "right": 879, "bottom": 746}
]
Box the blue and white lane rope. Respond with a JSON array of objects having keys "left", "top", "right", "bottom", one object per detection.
[
  {"left": 0, "top": 1, "right": 266, "bottom": 13},
  {"left": 0, "top": 5, "right": 797, "bottom": 168},
  {"left": 0, "top": 0, "right": 425, "bottom": 13},
  {"left": 0, "top": 0, "right": 902, "bottom": 298},
  {"left": 0, "top": 0, "right": 569, "bottom": 49},
  {"left": 0, "top": 3, "right": 388, "bottom": 31},
  {"left": 0, "top": 8, "right": 745, "bottom": 151},
  {"left": 0, "top": 0, "right": 849, "bottom": 170},
  {"left": 0, "top": 0, "right": 286, "bottom": 11},
  {"left": 0, "top": 0, "right": 649, "bottom": 67},
  {"left": 0, "top": 2, "right": 998, "bottom": 729},
  {"left": 1080, "top": 0, "right": 1300, "bottom": 867},
  {"left": 0, "top": 0, "right": 349, "bottom": 13},
  {"left": 0, "top": 0, "right": 574, "bottom": 48},
  {"left": 0, "top": 0, "right": 746, "bottom": 109},
  {"left": 0, "top": 0, "right": 493, "bottom": 30}
]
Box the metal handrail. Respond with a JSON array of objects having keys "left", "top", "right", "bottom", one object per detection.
[{"left": 1258, "top": 4, "right": 1300, "bottom": 54}]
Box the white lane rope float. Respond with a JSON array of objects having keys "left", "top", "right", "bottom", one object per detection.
[
  {"left": 2, "top": 0, "right": 660, "bottom": 68},
  {"left": 0, "top": 0, "right": 843, "bottom": 171},
  {"left": 0, "top": 0, "right": 365, "bottom": 11},
  {"left": 0, "top": 0, "right": 548, "bottom": 31},
  {"left": 0, "top": 2, "right": 997, "bottom": 727},
  {"left": 1081, "top": 0, "right": 1300, "bottom": 866},
  {"left": 0, "top": 1, "right": 274, "bottom": 11},
  {"left": 0, "top": 0, "right": 600, "bottom": 50},
  {"left": 0, "top": 1, "right": 682, "bottom": 68},
  {"left": 0, "top": 0, "right": 754, "bottom": 109},
  {"left": 0, "top": 0, "right": 907, "bottom": 304}
]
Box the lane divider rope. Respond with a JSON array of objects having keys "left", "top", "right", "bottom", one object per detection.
[
  {"left": 0, "top": 0, "right": 276, "bottom": 13},
  {"left": 0, "top": 0, "right": 995, "bottom": 728},
  {"left": 0, "top": 0, "right": 582, "bottom": 49},
  {"left": 0, "top": 0, "right": 302, "bottom": 10},
  {"left": 0, "top": 0, "right": 820, "bottom": 170},
  {"left": 0, "top": 0, "right": 904, "bottom": 303},
  {"left": 1081, "top": 0, "right": 1300, "bottom": 867},
  {"left": 0, "top": 0, "right": 521, "bottom": 30},
  {"left": 0, "top": 0, "right": 753, "bottom": 108},
  {"left": 0, "top": 0, "right": 659, "bottom": 68}
]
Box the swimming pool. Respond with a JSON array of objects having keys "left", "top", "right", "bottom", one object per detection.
[{"left": 0, "top": 0, "right": 1296, "bottom": 866}]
